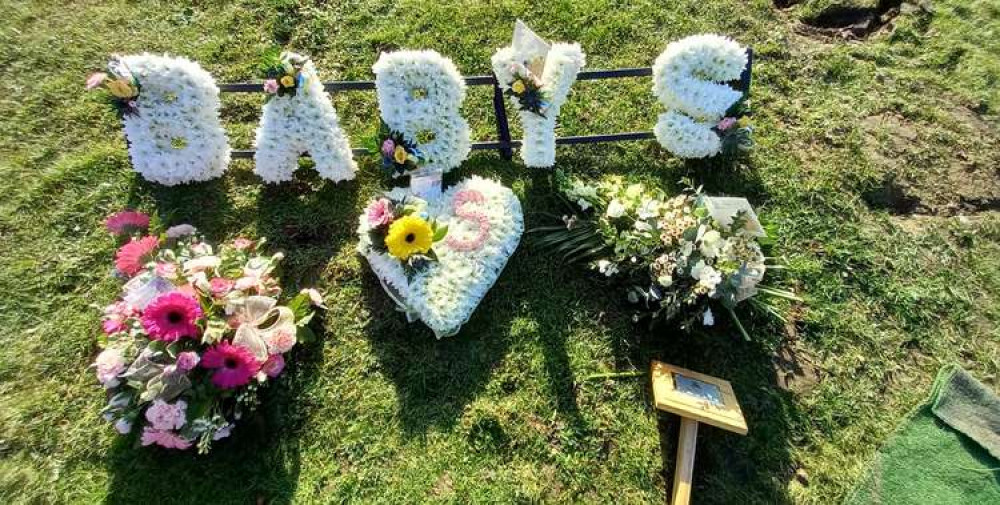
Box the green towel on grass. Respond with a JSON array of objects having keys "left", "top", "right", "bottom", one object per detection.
[{"left": 846, "top": 366, "right": 1000, "bottom": 504}]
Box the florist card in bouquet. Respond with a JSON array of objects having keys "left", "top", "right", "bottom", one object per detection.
[{"left": 357, "top": 177, "right": 523, "bottom": 338}]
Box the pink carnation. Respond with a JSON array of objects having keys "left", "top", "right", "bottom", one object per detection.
[
  {"left": 175, "top": 351, "right": 200, "bottom": 372},
  {"left": 717, "top": 117, "right": 737, "bottom": 131},
  {"left": 263, "top": 79, "right": 279, "bottom": 94},
  {"left": 105, "top": 210, "right": 150, "bottom": 235},
  {"left": 209, "top": 277, "right": 234, "bottom": 296},
  {"left": 154, "top": 262, "right": 178, "bottom": 279},
  {"left": 201, "top": 342, "right": 260, "bottom": 389},
  {"left": 140, "top": 427, "right": 192, "bottom": 450},
  {"left": 144, "top": 399, "right": 187, "bottom": 431},
  {"left": 140, "top": 292, "right": 202, "bottom": 342},
  {"left": 115, "top": 236, "right": 159, "bottom": 277},
  {"left": 86, "top": 72, "right": 108, "bottom": 90},
  {"left": 261, "top": 354, "right": 285, "bottom": 378},
  {"left": 95, "top": 348, "right": 125, "bottom": 387},
  {"left": 381, "top": 139, "right": 396, "bottom": 157},
  {"left": 265, "top": 329, "right": 297, "bottom": 355},
  {"left": 366, "top": 198, "right": 394, "bottom": 228},
  {"left": 102, "top": 319, "right": 127, "bottom": 334}
]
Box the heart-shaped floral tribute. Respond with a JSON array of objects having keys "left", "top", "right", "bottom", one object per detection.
[
  {"left": 93, "top": 211, "right": 325, "bottom": 453},
  {"left": 357, "top": 177, "right": 523, "bottom": 337}
]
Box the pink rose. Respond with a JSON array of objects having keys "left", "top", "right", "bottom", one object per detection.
[
  {"left": 155, "top": 262, "right": 178, "bottom": 279},
  {"left": 717, "top": 117, "right": 737, "bottom": 131},
  {"left": 102, "top": 319, "right": 127, "bottom": 335},
  {"left": 366, "top": 198, "right": 394, "bottom": 228},
  {"left": 261, "top": 354, "right": 285, "bottom": 378},
  {"left": 263, "top": 79, "right": 279, "bottom": 94},
  {"left": 86, "top": 72, "right": 108, "bottom": 90},
  {"left": 175, "top": 351, "right": 200, "bottom": 372},
  {"left": 209, "top": 277, "right": 234, "bottom": 296}
]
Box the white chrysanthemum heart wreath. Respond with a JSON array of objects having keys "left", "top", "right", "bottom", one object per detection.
[
  {"left": 492, "top": 42, "right": 585, "bottom": 168},
  {"left": 357, "top": 177, "right": 523, "bottom": 338},
  {"left": 372, "top": 50, "right": 471, "bottom": 176},
  {"left": 652, "top": 34, "right": 747, "bottom": 159},
  {"left": 120, "top": 54, "right": 231, "bottom": 186},
  {"left": 254, "top": 53, "right": 357, "bottom": 183}
]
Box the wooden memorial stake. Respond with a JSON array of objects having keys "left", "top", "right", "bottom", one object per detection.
[{"left": 651, "top": 361, "right": 748, "bottom": 505}]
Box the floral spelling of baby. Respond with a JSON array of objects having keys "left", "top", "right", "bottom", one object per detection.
[{"left": 93, "top": 211, "right": 325, "bottom": 453}]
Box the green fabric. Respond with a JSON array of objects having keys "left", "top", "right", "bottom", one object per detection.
[{"left": 845, "top": 366, "right": 1000, "bottom": 505}]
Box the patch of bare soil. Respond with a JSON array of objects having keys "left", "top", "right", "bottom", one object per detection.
[
  {"left": 861, "top": 109, "right": 1000, "bottom": 219},
  {"left": 773, "top": 307, "right": 821, "bottom": 394},
  {"left": 797, "top": 0, "right": 906, "bottom": 39}
]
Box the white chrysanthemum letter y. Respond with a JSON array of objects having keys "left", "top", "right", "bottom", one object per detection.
[
  {"left": 652, "top": 34, "right": 748, "bottom": 159},
  {"left": 254, "top": 52, "right": 356, "bottom": 183},
  {"left": 492, "top": 21, "right": 585, "bottom": 168},
  {"left": 120, "top": 54, "right": 231, "bottom": 185},
  {"left": 372, "top": 50, "right": 471, "bottom": 176}
]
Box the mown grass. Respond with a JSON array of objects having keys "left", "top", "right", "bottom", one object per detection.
[{"left": 1, "top": 0, "right": 998, "bottom": 503}]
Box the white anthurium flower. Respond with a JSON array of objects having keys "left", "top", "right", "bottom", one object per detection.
[
  {"left": 637, "top": 199, "right": 661, "bottom": 220},
  {"left": 232, "top": 296, "right": 297, "bottom": 362},
  {"left": 699, "top": 230, "right": 723, "bottom": 258},
  {"left": 606, "top": 199, "right": 626, "bottom": 218}
]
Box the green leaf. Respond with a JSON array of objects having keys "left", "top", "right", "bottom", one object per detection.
[
  {"left": 432, "top": 224, "right": 449, "bottom": 242},
  {"left": 297, "top": 325, "right": 317, "bottom": 344}
]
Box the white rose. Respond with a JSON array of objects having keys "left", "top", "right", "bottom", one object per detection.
[
  {"left": 699, "top": 230, "right": 723, "bottom": 258},
  {"left": 606, "top": 199, "right": 626, "bottom": 219}
]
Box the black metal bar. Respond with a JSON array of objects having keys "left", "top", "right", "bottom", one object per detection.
[
  {"left": 577, "top": 67, "right": 652, "bottom": 80},
  {"left": 738, "top": 48, "right": 753, "bottom": 95},
  {"left": 490, "top": 76, "right": 514, "bottom": 161}
]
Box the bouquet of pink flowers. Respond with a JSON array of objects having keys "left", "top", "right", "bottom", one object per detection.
[{"left": 94, "top": 210, "right": 325, "bottom": 453}]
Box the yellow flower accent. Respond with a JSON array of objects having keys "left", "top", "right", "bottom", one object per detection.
[
  {"left": 280, "top": 75, "right": 295, "bottom": 87},
  {"left": 385, "top": 215, "right": 434, "bottom": 261},
  {"left": 393, "top": 145, "right": 409, "bottom": 164},
  {"left": 511, "top": 79, "right": 526, "bottom": 94},
  {"left": 107, "top": 79, "right": 136, "bottom": 98},
  {"left": 737, "top": 116, "right": 751, "bottom": 128}
]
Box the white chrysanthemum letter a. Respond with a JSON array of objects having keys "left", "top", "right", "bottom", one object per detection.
[
  {"left": 120, "top": 54, "right": 231, "bottom": 186},
  {"left": 372, "top": 50, "right": 471, "bottom": 176},
  {"left": 492, "top": 21, "right": 585, "bottom": 168},
  {"left": 253, "top": 52, "right": 356, "bottom": 183},
  {"left": 652, "top": 34, "right": 748, "bottom": 159}
]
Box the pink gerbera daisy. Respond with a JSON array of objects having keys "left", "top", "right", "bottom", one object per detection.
[
  {"left": 115, "top": 236, "right": 159, "bottom": 276},
  {"left": 201, "top": 342, "right": 260, "bottom": 389},
  {"left": 105, "top": 210, "right": 150, "bottom": 235},
  {"left": 141, "top": 292, "right": 202, "bottom": 342}
]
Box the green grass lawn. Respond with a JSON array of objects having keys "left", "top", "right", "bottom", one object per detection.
[{"left": 1, "top": 0, "right": 998, "bottom": 503}]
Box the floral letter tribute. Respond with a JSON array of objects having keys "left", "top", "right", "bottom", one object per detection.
[
  {"left": 93, "top": 211, "right": 324, "bottom": 452},
  {"left": 358, "top": 177, "right": 523, "bottom": 338},
  {"left": 652, "top": 35, "right": 753, "bottom": 159},
  {"left": 535, "top": 174, "right": 795, "bottom": 339},
  {"left": 254, "top": 51, "right": 357, "bottom": 183},
  {"left": 87, "top": 54, "right": 231, "bottom": 185},
  {"left": 372, "top": 50, "right": 471, "bottom": 177},
  {"left": 492, "top": 20, "right": 586, "bottom": 168}
]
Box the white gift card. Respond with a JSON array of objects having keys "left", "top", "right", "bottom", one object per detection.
[
  {"left": 513, "top": 20, "right": 551, "bottom": 76},
  {"left": 410, "top": 171, "right": 443, "bottom": 201},
  {"left": 703, "top": 197, "right": 766, "bottom": 237}
]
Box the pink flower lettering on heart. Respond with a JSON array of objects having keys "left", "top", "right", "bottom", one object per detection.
[{"left": 446, "top": 190, "right": 491, "bottom": 252}]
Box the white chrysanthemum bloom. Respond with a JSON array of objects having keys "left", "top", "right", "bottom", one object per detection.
[
  {"left": 372, "top": 50, "right": 471, "bottom": 175},
  {"left": 651, "top": 34, "right": 747, "bottom": 158},
  {"left": 254, "top": 53, "right": 356, "bottom": 183},
  {"left": 358, "top": 177, "right": 523, "bottom": 338},
  {"left": 120, "top": 54, "right": 231, "bottom": 185},
  {"left": 492, "top": 43, "right": 585, "bottom": 167}
]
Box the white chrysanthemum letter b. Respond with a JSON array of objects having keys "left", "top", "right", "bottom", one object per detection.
[
  {"left": 372, "top": 50, "right": 471, "bottom": 175},
  {"left": 652, "top": 34, "right": 747, "bottom": 159},
  {"left": 253, "top": 53, "right": 356, "bottom": 183},
  {"left": 120, "top": 54, "right": 231, "bottom": 185},
  {"left": 492, "top": 22, "right": 585, "bottom": 168}
]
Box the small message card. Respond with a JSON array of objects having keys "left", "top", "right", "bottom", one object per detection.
[
  {"left": 703, "top": 196, "right": 766, "bottom": 237},
  {"left": 513, "top": 19, "right": 550, "bottom": 76},
  {"left": 409, "top": 171, "right": 443, "bottom": 201}
]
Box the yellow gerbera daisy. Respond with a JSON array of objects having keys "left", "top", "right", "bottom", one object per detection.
[
  {"left": 393, "top": 145, "right": 409, "bottom": 164},
  {"left": 280, "top": 75, "right": 295, "bottom": 87},
  {"left": 385, "top": 215, "right": 433, "bottom": 261}
]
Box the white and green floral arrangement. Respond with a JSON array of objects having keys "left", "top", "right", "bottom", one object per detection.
[
  {"left": 491, "top": 20, "right": 586, "bottom": 168},
  {"left": 253, "top": 50, "right": 357, "bottom": 184},
  {"left": 86, "top": 54, "right": 231, "bottom": 185},
  {"left": 532, "top": 173, "right": 797, "bottom": 338},
  {"left": 357, "top": 177, "right": 524, "bottom": 338},
  {"left": 652, "top": 34, "right": 753, "bottom": 159}
]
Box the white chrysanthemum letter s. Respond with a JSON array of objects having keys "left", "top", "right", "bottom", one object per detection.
[
  {"left": 120, "top": 54, "right": 231, "bottom": 186},
  {"left": 372, "top": 50, "right": 471, "bottom": 175},
  {"left": 652, "top": 34, "right": 747, "bottom": 159},
  {"left": 492, "top": 23, "right": 585, "bottom": 168},
  {"left": 254, "top": 53, "right": 356, "bottom": 184}
]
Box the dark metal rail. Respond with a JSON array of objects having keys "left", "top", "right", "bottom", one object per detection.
[{"left": 219, "top": 49, "right": 752, "bottom": 161}]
